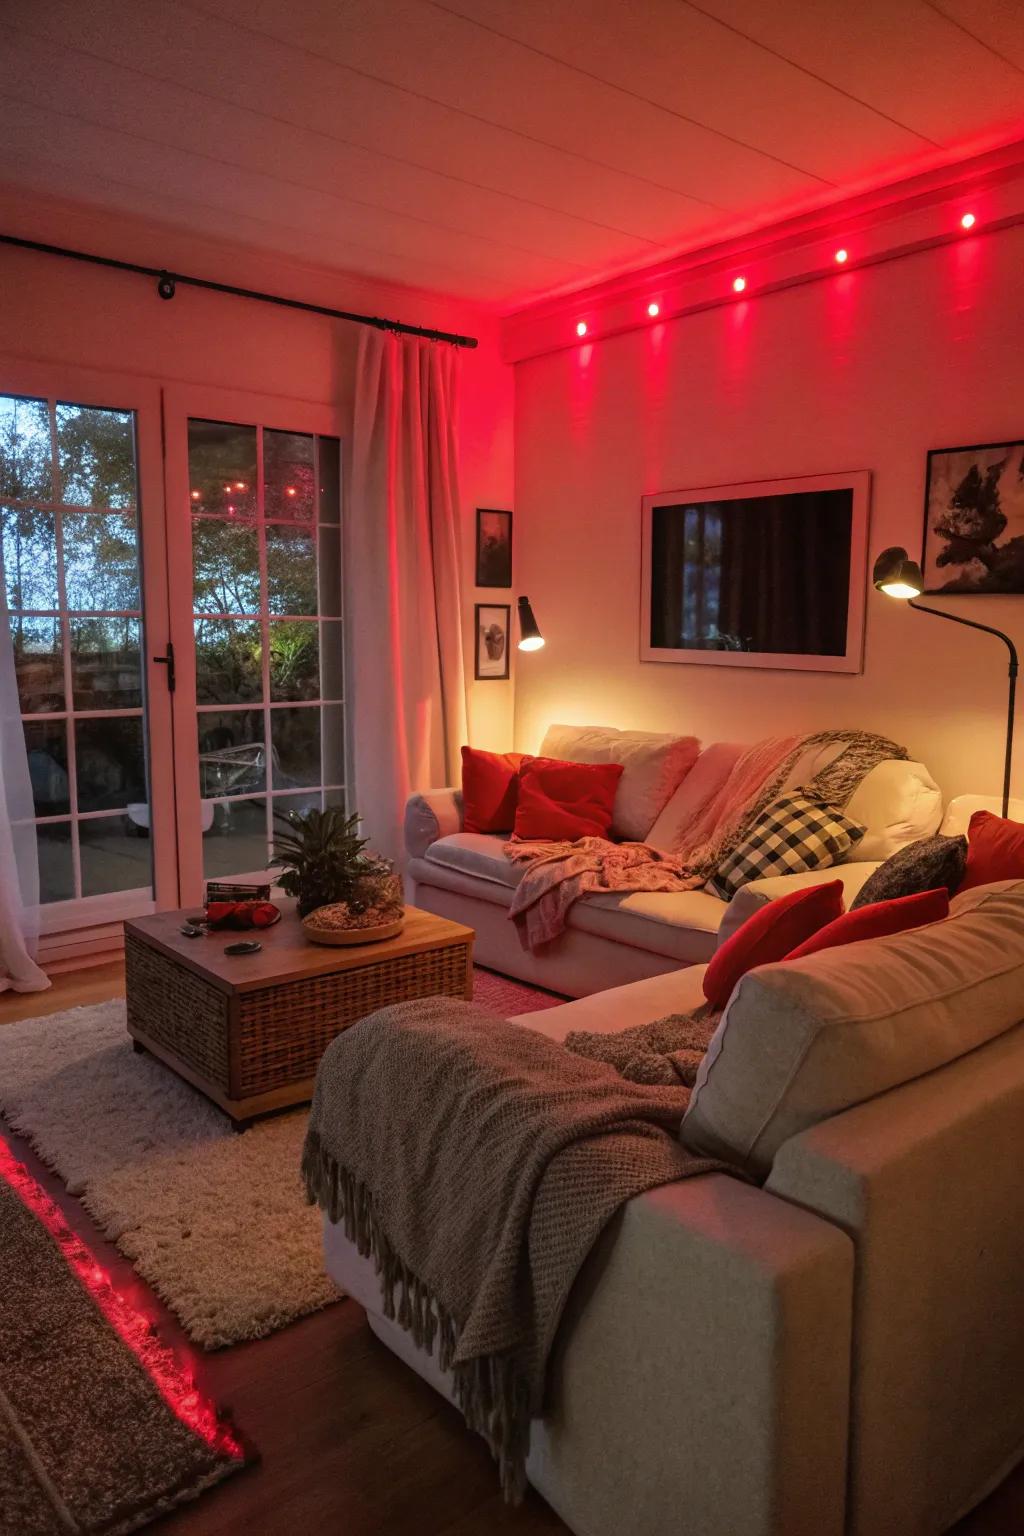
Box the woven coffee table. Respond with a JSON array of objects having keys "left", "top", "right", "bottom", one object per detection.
[{"left": 124, "top": 904, "right": 474, "bottom": 1127}]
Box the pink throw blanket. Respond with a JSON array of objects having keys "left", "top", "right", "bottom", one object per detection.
[{"left": 505, "top": 735, "right": 801, "bottom": 950}]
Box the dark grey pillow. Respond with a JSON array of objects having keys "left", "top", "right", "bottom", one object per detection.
[{"left": 850, "top": 833, "right": 968, "bottom": 910}]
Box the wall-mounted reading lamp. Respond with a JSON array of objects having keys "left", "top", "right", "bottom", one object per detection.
[{"left": 517, "top": 596, "right": 545, "bottom": 652}]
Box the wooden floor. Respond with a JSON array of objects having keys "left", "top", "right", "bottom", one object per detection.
[{"left": 2, "top": 968, "right": 1024, "bottom": 1536}]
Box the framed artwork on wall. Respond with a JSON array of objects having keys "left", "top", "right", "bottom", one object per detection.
[
  {"left": 921, "top": 439, "right": 1024, "bottom": 594},
  {"left": 475, "top": 508, "right": 512, "bottom": 587},
  {"left": 474, "top": 603, "right": 511, "bottom": 680},
  {"left": 640, "top": 470, "right": 871, "bottom": 674}
]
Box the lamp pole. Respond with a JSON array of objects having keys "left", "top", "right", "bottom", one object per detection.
[{"left": 908, "top": 600, "right": 1019, "bottom": 819}]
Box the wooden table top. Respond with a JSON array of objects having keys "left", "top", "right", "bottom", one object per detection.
[{"left": 124, "top": 903, "right": 474, "bottom": 995}]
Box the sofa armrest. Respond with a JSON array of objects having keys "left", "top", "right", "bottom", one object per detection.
[
  {"left": 404, "top": 788, "right": 464, "bottom": 860},
  {"left": 529, "top": 1173, "right": 853, "bottom": 1536},
  {"left": 716, "top": 861, "right": 881, "bottom": 948}
]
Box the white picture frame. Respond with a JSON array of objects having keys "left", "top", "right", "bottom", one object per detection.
[{"left": 640, "top": 470, "right": 871, "bottom": 674}]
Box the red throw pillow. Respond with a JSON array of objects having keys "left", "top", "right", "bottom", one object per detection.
[
  {"left": 703, "top": 880, "right": 845, "bottom": 1010},
  {"left": 461, "top": 746, "right": 530, "bottom": 834},
  {"left": 958, "top": 810, "right": 1024, "bottom": 893},
  {"left": 513, "top": 757, "right": 624, "bottom": 841},
  {"left": 785, "top": 887, "right": 949, "bottom": 960}
]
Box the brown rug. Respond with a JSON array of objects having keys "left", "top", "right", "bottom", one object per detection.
[{"left": 0, "top": 1141, "right": 247, "bottom": 1534}]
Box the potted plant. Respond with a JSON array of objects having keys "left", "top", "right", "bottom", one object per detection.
[{"left": 269, "top": 807, "right": 404, "bottom": 945}]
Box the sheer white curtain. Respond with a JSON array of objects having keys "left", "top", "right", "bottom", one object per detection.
[
  {"left": 0, "top": 613, "right": 49, "bottom": 993},
  {"left": 348, "top": 330, "right": 468, "bottom": 864}
]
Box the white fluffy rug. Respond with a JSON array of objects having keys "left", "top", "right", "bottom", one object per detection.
[{"left": 0, "top": 1001, "right": 341, "bottom": 1349}]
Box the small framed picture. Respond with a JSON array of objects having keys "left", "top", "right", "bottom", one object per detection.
[
  {"left": 475, "top": 508, "right": 513, "bottom": 587},
  {"left": 475, "top": 603, "right": 511, "bottom": 680},
  {"left": 921, "top": 439, "right": 1024, "bottom": 593}
]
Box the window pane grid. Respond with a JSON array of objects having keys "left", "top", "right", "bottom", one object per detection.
[
  {"left": 1, "top": 392, "right": 151, "bottom": 904},
  {"left": 188, "top": 422, "right": 344, "bottom": 879}
]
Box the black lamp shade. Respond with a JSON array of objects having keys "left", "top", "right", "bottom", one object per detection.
[
  {"left": 872, "top": 546, "right": 924, "bottom": 598},
  {"left": 517, "top": 595, "right": 544, "bottom": 651}
]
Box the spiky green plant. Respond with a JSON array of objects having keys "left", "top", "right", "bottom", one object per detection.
[{"left": 269, "top": 806, "right": 389, "bottom": 918}]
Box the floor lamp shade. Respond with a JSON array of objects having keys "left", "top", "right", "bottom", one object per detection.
[{"left": 872, "top": 546, "right": 1018, "bottom": 817}]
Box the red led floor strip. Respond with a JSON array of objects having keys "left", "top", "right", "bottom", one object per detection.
[{"left": 0, "top": 1139, "right": 243, "bottom": 1461}]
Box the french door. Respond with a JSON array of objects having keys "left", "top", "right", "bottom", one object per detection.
[
  {"left": 1, "top": 367, "right": 345, "bottom": 940},
  {"left": 162, "top": 386, "right": 346, "bottom": 908},
  {"left": 0, "top": 362, "right": 177, "bottom": 943}
]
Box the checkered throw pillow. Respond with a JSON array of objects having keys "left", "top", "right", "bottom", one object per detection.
[{"left": 709, "top": 793, "right": 866, "bottom": 901}]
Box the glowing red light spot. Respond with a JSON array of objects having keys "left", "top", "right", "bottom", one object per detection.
[
  {"left": 960, "top": 212, "right": 976, "bottom": 230},
  {"left": 835, "top": 248, "right": 848, "bottom": 264},
  {"left": 576, "top": 320, "right": 588, "bottom": 337},
  {"left": 190, "top": 490, "right": 201, "bottom": 501},
  {"left": 286, "top": 486, "right": 297, "bottom": 497},
  {"left": 227, "top": 504, "right": 236, "bottom": 514},
  {"left": 732, "top": 277, "right": 746, "bottom": 293},
  {"left": 647, "top": 302, "right": 660, "bottom": 318},
  {"left": 223, "top": 484, "right": 232, "bottom": 493},
  {"left": 234, "top": 481, "right": 246, "bottom": 491}
]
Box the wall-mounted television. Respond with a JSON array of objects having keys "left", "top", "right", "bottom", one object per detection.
[{"left": 640, "top": 471, "right": 871, "bottom": 674}]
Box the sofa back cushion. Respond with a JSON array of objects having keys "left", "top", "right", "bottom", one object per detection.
[
  {"left": 646, "top": 741, "right": 747, "bottom": 851},
  {"left": 538, "top": 724, "right": 700, "bottom": 842},
  {"left": 681, "top": 880, "right": 1024, "bottom": 1178},
  {"left": 841, "top": 759, "right": 942, "bottom": 860}
]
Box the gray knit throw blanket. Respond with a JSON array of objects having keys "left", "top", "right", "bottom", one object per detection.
[
  {"left": 302, "top": 996, "right": 733, "bottom": 1500},
  {"left": 564, "top": 1008, "right": 722, "bottom": 1087}
]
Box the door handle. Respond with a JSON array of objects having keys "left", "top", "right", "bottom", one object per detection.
[{"left": 153, "top": 642, "right": 176, "bottom": 693}]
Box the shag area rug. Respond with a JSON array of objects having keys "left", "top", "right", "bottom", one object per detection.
[
  {"left": 0, "top": 1144, "right": 246, "bottom": 1533},
  {"left": 0, "top": 968, "right": 563, "bottom": 1351}
]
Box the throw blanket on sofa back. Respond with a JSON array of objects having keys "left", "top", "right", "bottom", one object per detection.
[
  {"left": 302, "top": 997, "right": 732, "bottom": 1500},
  {"left": 505, "top": 728, "right": 909, "bottom": 950}
]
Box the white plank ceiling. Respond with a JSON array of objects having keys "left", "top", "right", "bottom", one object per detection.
[{"left": 1, "top": 0, "right": 1023, "bottom": 309}]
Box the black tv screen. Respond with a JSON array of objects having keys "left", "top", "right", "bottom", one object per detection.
[{"left": 648, "top": 487, "right": 854, "bottom": 658}]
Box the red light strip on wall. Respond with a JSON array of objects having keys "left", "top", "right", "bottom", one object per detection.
[{"left": 0, "top": 1140, "right": 244, "bottom": 1461}]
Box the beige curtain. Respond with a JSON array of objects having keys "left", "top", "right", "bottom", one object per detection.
[{"left": 348, "top": 329, "right": 468, "bottom": 864}]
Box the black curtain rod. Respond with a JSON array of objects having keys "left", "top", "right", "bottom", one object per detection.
[{"left": 0, "top": 233, "right": 478, "bottom": 349}]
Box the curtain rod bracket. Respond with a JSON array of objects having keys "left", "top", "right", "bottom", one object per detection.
[{"left": 157, "top": 270, "right": 176, "bottom": 301}]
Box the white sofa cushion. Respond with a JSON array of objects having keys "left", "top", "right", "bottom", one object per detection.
[
  {"left": 682, "top": 880, "right": 1024, "bottom": 1178},
  {"left": 423, "top": 832, "right": 522, "bottom": 887},
  {"left": 646, "top": 742, "right": 746, "bottom": 851},
  {"left": 569, "top": 889, "right": 725, "bottom": 964},
  {"left": 519, "top": 965, "right": 709, "bottom": 1042},
  {"left": 841, "top": 759, "right": 942, "bottom": 860},
  {"left": 715, "top": 863, "right": 881, "bottom": 949},
  {"left": 539, "top": 724, "right": 700, "bottom": 842},
  {"left": 941, "top": 793, "right": 1024, "bottom": 836}
]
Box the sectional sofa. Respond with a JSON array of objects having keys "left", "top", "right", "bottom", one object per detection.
[
  {"left": 325, "top": 874, "right": 1024, "bottom": 1536},
  {"left": 405, "top": 724, "right": 944, "bottom": 996}
]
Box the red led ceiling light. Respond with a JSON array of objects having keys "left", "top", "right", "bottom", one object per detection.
[
  {"left": 575, "top": 320, "right": 588, "bottom": 337},
  {"left": 647, "top": 301, "right": 660, "bottom": 317},
  {"left": 835, "top": 248, "right": 849, "bottom": 263},
  {"left": 732, "top": 276, "right": 746, "bottom": 293},
  {"left": 0, "top": 1140, "right": 244, "bottom": 1462},
  {"left": 960, "top": 212, "right": 977, "bottom": 229}
]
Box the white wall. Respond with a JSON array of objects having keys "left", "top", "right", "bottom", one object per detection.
[
  {"left": 0, "top": 185, "right": 516, "bottom": 753},
  {"left": 513, "top": 224, "right": 1024, "bottom": 803}
]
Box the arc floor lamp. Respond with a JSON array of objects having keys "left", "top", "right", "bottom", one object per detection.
[{"left": 873, "top": 547, "right": 1018, "bottom": 818}]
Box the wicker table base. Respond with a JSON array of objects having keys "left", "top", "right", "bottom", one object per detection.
[{"left": 124, "top": 904, "right": 474, "bottom": 1126}]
